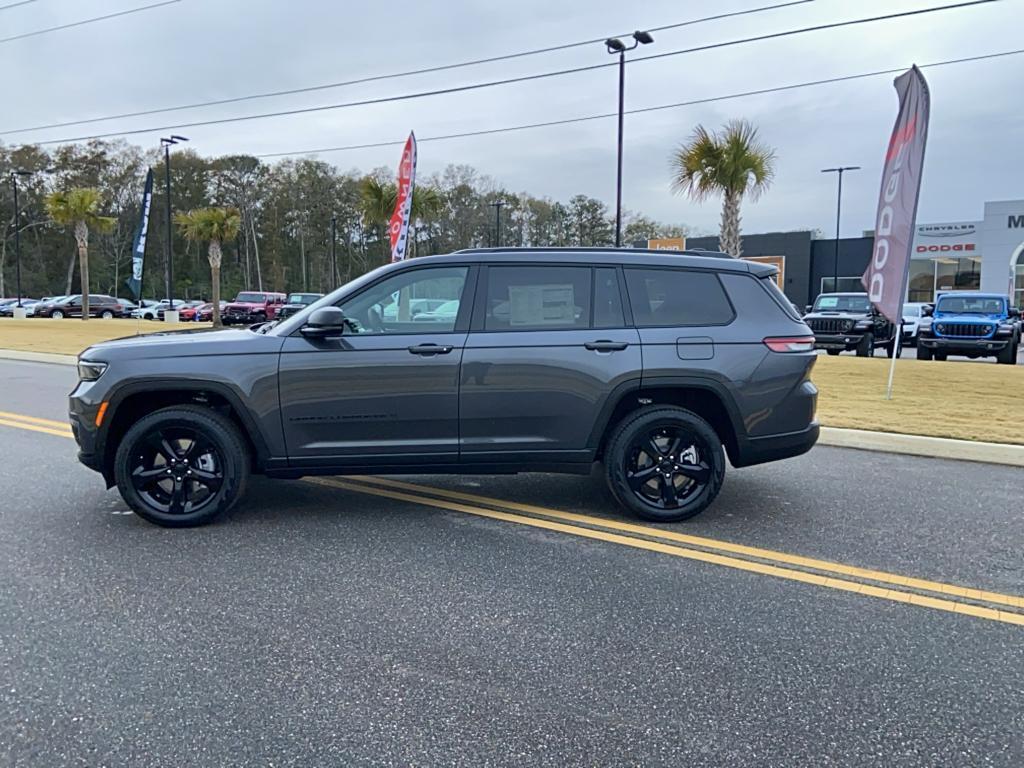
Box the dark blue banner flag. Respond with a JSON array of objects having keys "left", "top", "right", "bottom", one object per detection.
[{"left": 124, "top": 168, "right": 154, "bottom": 302}]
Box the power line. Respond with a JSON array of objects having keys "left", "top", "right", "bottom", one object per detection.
[
  {"left": 0, "top": 1, "right": 39, "bottom": 12},
  {"left": 15, "top": 0, "right": 1003, "bottom": 144},
  {"left": 0, "top": 0, "right": 180, "bottom": 45},
  {"left": 254, "top": 49, "right": 1024, "bottom": 158},
  {"left": 0, "top": 0, "right": 815, "bottom": 136}
]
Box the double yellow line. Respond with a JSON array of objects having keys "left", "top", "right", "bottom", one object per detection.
[{"left": 3, "top": 409, "right": 1022, "bottom": 626}]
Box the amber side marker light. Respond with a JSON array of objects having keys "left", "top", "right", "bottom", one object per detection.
[{"left": 95, "top": 402, "right": 109, "bottom": 427}]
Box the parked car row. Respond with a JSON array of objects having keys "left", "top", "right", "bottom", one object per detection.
[{"left": 804, "top": 290, "right": 1021, "bottom": 364}]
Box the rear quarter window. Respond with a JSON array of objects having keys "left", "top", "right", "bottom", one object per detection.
[{"left": 624, "top": 268, "right": 734, "bottom": 327}]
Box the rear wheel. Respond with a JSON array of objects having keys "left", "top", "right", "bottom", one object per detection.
[
  {"left": 51, "top": 309, "right": 65, "bottom": 319},
  {"left": 100, "top": 310, "right": 114, "bottom": 319},
  {"left": 114, "top": 405, "right": 249, "bottom": 527},
  {"left": 605, "top": 406, "right": 725, "bottom": 523}
]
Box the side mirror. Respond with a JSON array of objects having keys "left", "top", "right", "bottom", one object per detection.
[
  {"left": 1009, "top": 308, "right": 1021, "bottom": 319},
  {"left": 804, "top": 305, "right": 813, "bottom": 314},
  {"left": 921, "top": 305, "right": 934, "bottom": 317},
  {"left": 300, "top": 307, "right": 349, "bottom": 338}
]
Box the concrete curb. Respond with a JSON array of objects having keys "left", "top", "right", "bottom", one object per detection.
[
  {"left": 0, "top": 349, "right": 78, "bottom": 366},
  {"left": 1, "top": 349, "right": 1021, "bottom": 467},
  {"left": 819, "top": 427, "right": 1024, "bottom": 468}
]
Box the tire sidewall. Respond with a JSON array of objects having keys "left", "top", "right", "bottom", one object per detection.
[
  {"left": 52, "top": 309, "right": 64, "bottom": 319},
  {"left": 115, "top": 407, "right": 248, "bottom": 527},
  {"left": 606, "top": 407, "right": 725, "bottom": 523}
]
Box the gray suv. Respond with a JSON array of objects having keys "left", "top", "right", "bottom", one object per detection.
[{"left": 69, "top": 248, "right": 819, "bottom": 528}]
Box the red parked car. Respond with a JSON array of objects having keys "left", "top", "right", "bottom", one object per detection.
[{"left": 222, "top": 292, "right": 286, "bottom": 325}]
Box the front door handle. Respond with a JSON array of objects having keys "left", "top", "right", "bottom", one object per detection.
[
  {"left": 408, "top": 343, "right": 454, "bottom": 356},
  {"left": 585, "top": 340, "right": 629, "bottom": 352}
]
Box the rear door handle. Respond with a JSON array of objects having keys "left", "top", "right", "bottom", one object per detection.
[
  {"left": 584, "top": 340, "right": 629, "bottom": 352},
  {"left": 408, "top": 343, "right": 454, "bottom": 356}
]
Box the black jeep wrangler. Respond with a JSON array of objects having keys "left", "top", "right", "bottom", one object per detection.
[{"left": 803, "top": 292, "right": 900, "bottom": 358}]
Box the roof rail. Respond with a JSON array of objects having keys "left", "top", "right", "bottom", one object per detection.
[{"left": 451, "top": 246, "right": 735, "bottom": 259}]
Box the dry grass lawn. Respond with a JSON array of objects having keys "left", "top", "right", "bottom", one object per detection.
[
  {"left": 1, "top": 320, "right": 1021, "bottom": 444},
  {"left": 812, "top": 355, "right": 1023, "bottom": 445},
  {"left": 0, "top": 318, "right": 210, "bottom": 356}
]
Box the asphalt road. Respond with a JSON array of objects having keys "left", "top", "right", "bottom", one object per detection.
[{"left": 1, "top": 359, "right": 1022, "bottom": 767}]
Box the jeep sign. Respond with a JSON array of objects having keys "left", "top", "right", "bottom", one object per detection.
[{"left": 862, "top": 66, "right": 930, "bottom": 324}]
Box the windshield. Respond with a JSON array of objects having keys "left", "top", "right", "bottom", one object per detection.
[
  {"left": 813, "top": 294, "right": 871, "bottom": 313},
  {"left": 287, "top": 293, "right": 320, "bottom": 305},
  {"left": 235, "top": 292, "right": 266, "bottom": 303},
  {"left": 936, "top": 296, "right": 1005, "bottom": 315}
]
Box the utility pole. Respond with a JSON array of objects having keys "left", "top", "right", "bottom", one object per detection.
[
  {"left": 330, "top": 215, "right": 337, "bottom": 289},
  {"left": 10, "top": 170, "right": 32, "bottom": 313}
]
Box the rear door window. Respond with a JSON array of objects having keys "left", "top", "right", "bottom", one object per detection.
[
  {"left": 484, "top": 266, "right": 591, "bottom": 331},
  {"left": 624, "top": 268, "right": 734, "bottom": 327}
]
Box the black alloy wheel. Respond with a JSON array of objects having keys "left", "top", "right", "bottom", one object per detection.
[
  {"left": 115, "top": 406, "right": 249, "bottom": 527},
  {"left": 605, "top": 406, "right": 725, "bottom": 523}
]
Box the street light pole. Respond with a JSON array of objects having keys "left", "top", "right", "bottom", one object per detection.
[
  {"left": 605, "top": 30, "right": 653, "bottom": 248},
  {"left": 821, "top": 166, "right": 860, "bottom": 292},
  {"left": 490, "top": 200, "right": 505, "bottom": 247},
  {"left": 160, "top": 135, "right": 189, "bottom": 313},
  {"left": 10, "top": 170, "right": 31, "bottom": 310},
  {"left": 330, "top": 215, "right": 337, "bottom": 289}
]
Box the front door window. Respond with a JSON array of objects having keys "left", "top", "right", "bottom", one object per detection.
[{"left": 339, "top": 267, "right": 468, "bottom": 334}]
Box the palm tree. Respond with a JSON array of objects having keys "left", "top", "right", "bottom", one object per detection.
[
  {"left": 359, "top": 177, "right": 443, "bottom": 261},
  {"left": 175, "top": 207, "right": 241, "bottom": 327},
  {"left": 45, "top": 188, "right": 116, "bottom": 321},
  {"left": 670, "top": 119, "right": 775, "bottom": 257}
]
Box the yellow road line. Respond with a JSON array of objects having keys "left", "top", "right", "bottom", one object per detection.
[
  {"left": 4, "top": 409, "right": 1022, "bottom": 623},
  {"left": 313, "top": 477, "right": 1023, "bottom": 626},
  {"left": 0, "top": 410, "right": 72, "bottom": 430},
  {"left": 0, "top": 417, "right": 74, "bottom": 439},
  {"left": 354, "top": 476, "right": 1024, "bottom": 611}
]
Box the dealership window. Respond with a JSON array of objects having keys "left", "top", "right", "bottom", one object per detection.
[
  {"left": 906, "top": 259, "right": 935, "bottom": 302},
  {"left": 1013, "top": 246, "right": 1024, "bottom": 310},
  {"left": 934, "top": 257, "right": 980, "bottom": 293},
  {"left": 820, "top": 277, "right": 862, "bottom": 293}
]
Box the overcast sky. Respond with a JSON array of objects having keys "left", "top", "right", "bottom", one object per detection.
[{"left": 2, "top": 0, "right": 1021, "bottom": 237}]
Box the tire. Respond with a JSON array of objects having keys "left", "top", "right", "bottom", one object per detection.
[
  {"left": 855, "top": 334, "right": 874, "bottom": 357},
  {"left": 934, "top": 351, "right": 948, "bottom": 362},
  {"left": 101, "top": 310, "right": 114, "bottom": 319},
  {"left": 604, "top": 406, "right": 725, "bottom": 523},
  {"left": 114, "top": 405, "right": 250, "bottom": 528},
  {"left": 51, "top": 309, "right": 64, "bottom": 319},
  {"left": 885, "top": 340, "right": 902, "bottom": 359},
  {"left": 826, "top": 349, "right": 841, "bottom": 356},
  {"left": 996, "top": 342, "right": 1017, "bottom": 365},
  {"left": 916, "top": 345, "right": 933, "bottom": 361}
]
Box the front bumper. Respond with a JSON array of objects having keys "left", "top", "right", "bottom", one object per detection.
[
  {"left": 919, "top": 336, "right": 1011, "bottom": 353},
  {"left": 812, "top": 333, "right": 866, "bottom": 351},
  {"left": 222, "top": 311, "right": 259, "bottom": 324}
]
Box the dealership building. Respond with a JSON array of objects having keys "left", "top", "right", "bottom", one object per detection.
[{"left": 681, "top": 198, "right": 1024, "bottom": 310}]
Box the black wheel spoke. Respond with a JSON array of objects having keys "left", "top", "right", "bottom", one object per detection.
[
  {"left": 659, "top": 476, "right": 679, "bottom": 507},
  {"left": 665, "top": 435, "right": 683, "bottom": 458},
  {"left": 626, "top": 465, "right": 658, "bottom": 491},
  {"left": 131, "top": 465, "right": 168, "bottom": 491},
  {"left": 190, "top": 467, "right": 222, "bottom": 492},
  {"left": 642, "top": 436, "right": 663, "bottom": 460},
  {"left": 168, "top": 477, "right": 187, "bottom": 515},
  {"left": 676, "top": 461, "right": 711, "bottom": 484}
]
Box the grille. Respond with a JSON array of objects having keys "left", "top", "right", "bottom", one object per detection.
[
  {"left": 936, "top": 323, "right": 993, "bottom": 338},
  {"left": 807, "top": 317, "right": 854, "bottom": 333}
]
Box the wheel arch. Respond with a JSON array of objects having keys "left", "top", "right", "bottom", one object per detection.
[
  {"left": 100, "top": 380, "right": 269, "bottom": 483},
  {"left": 590, "top": 377, "right": 743, "bottom": 464}
]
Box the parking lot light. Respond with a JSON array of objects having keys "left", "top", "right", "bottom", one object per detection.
[{"left": 9, "top": 170, "right": 33, "bottom": 310}]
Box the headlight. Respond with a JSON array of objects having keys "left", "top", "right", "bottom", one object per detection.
[
  {"left": 996, "top": 323, "right": 1015, "bottom": 335},
  {"left": 854, "top": 320, "right": 872, "bottom": 329},
  {"left": 78, "top": 360, "right": 108, "bottom": 381}
]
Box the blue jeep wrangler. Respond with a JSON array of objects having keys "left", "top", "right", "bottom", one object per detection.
[{"left": 917, "top": 292, "right": 1020, "bottom": 364}]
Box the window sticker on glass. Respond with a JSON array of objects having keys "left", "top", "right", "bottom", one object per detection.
[
  {"left": 817, "top": 296, "right": 839, "bottom": 308},
  {"left": 508, "top": 284, "right": 575, "bottom": 326}
]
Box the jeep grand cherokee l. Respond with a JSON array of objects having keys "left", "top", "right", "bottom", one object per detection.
[{"left": 69, "top": 248, "right": 819, "bottom": 528}]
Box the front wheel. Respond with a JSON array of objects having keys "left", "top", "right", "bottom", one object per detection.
[
  {"left": 605, "top": 406, "right": 725, "bottom": 523},
  {"left": 51, "top": 309, "right": 65, "bottom": 319},
  {"left": 855, "top": 334, "right": 874, "bottom": 357},
  {"left": 826, "top": 349, "right": 841, "bottom": 356},
  {"left": 916, "top": 345, "right": 933, "bottom": 361},
  {"left": 101, "top": 310, "right": 114, "bottom": 319},
  {"left": 996, "top": 342, "right": 1017, "bottom": 365},
  {"left": 114, "top": 405, "right": 250, "bottom": 527}
]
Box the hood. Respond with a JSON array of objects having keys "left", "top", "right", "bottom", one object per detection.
[
  {"left": 225, "top": 301, "right": 263, "bottom": 308},
  {"left": 803, "top": 310, "right": 871, "bottom": 321},
  {"left": 933, "top": 311, "right": 1003, "bottom": 322},
  {"left": 80, "top": 328, "right": 284, "bottom": 362}
]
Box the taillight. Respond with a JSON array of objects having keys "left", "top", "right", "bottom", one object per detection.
[{"left": 763, "top": 336, "right": 816, "bottom": 353}]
